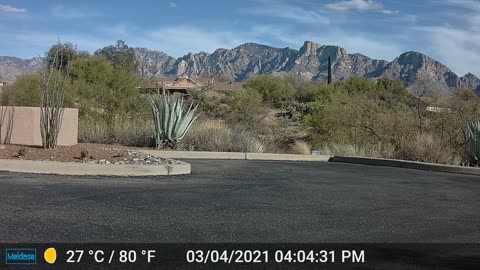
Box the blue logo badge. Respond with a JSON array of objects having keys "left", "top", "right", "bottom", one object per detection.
[{"left": 5, "top": 248, "right": 37, "bottom": 265}]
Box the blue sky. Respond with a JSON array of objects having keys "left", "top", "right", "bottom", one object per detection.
[{"left": 0, "top": 0, "right": 479, "bottom": 76}]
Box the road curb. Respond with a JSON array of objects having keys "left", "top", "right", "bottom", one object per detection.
[
  {"left": 0, "top": 159, "right": 191, "bottom": 176},
  {"left": 140, "top": 150, "right": 331, "bottom": 162},
  {"left": 330, "top": 156, "right": 480, "bottom": 176},
  {"left": 246, "top": 153, "right": 330, "bottom": 161},
  {"left": 141, "top": 150, "right": 246, "bottom": 160}
]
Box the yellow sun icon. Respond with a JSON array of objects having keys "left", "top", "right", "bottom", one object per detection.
[{"left": 44, "top": 247, "right": 57, "bottom": 264}]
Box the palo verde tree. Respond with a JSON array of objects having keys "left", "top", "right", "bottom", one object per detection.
[
  {"left": 45, "top": 42, "right": 81, "bottom": 71},
  {"left": 243, "top": 75, "right": 295, "bottom": 107},
  {"left": 68, "top": 54, "right": 143, "bottom": 124},
  {"left": 95, "top": 40, "right": 138, "bottom": 74}
]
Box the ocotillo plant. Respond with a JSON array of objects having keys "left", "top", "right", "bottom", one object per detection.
[
  {"left": 39, "top": 43, "right": 70, "bottom": 149},
  {"left": 327, "top": 56, "right": 332, "bottom": 84}
]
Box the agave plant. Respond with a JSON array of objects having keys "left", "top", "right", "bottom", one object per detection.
[
  {"left": 463, "top": 120, "right": 480, "bottom": 165},
  {"left": 150, "top": 95, "right": 199, "bottom": 149}
]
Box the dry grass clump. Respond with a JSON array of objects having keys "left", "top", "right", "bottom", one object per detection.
[
  {"left": 79, "top": 117, "right": 154, "bottom": 147},
  {"left": 315, "top": 143, "right": 394, "bottom": 158},
  {"left": 181, "top": 119, "right": 280, "bottom": 153},
  {"left": 181, "top": 120, "right": 235, "bottom": 152},
  {"left": 314, "top": 135, "right": 461, "bottom": 165},
  {"left": 291, "top": 140, "right": 311, "bottom": 155},
  {"left": 397, "top": 133, "right": 461, "bottom": 165}
]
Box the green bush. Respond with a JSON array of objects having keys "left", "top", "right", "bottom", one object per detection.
[
  {"left": 188, "top": 89, "right": 230, "bottom": 117},
  {"left": 244, "top": 75, "right": 295, "bottom": 106},
  {"left": 1, "top": 73, "right": 42, "bottom": 106},
  {"left": 228, "top": 87, "right": 266, "bottom": 126}
]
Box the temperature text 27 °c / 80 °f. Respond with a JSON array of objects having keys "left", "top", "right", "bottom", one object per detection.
[{"left": 66, "top": 249, "right": 156, "bottom": 264}]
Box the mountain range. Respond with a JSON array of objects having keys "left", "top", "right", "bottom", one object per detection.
[{"left": 1, "top": 41, "right": 479, "bottom": 93}]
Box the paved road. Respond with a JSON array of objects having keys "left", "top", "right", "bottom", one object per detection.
[{"left": 0, "top": 160, "right": 479, "bottom": 243}]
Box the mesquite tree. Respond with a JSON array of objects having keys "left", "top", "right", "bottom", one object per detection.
[
  {"left": 410, "top": 71, "right": 442, "bottom": 132},
  {"left": 39, "top": 44, "right": 70, "bottom": 149}
]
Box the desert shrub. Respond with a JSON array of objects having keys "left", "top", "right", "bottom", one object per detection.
[
  {"left": 397, "top": 133, "right": 460, "bottom": 165},
  {"left": 315, "top": 143, "right": 394, "bottom": 158},
  {"left": 188, "top": 89, "right": 230, "bottom": 117},
  {"left": 304, "top": 84, "right": 469, "bottom": 165},
  {"left": 181, "top": 118, "right": 283, "bottom": 153},
  {"left": 244, "top": 75, "right": 295, "bottom": 106},
  {"left": 296, "top": 83, "right": 336, "bottom": 104},
  {"left": 292, "top": 141, "right": 311, "bottom": 155},
  {"left": 426, "top": 89, "right": 480, "bottom": 164},
  {"left": 227, "top": 87, "right": 267, "bottom": 126},
  {"left": 281, "top": 101, "right": 308, "bottom": 121},
  {"left": 305, "top": 83, "right": 419, "bottom": 155},
  {"left": 336, "top": 76, "right": 379, "bottom": 95},
  {"left": 79, "top": 116, "right": 154, "bottom": 147},
  {"left": 376, "top": 77, "right": 412, "bottom": 105},
  {"left": 1, "top": 73, "right": 42, "bottom": 106}
]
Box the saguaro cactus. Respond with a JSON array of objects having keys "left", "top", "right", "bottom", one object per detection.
[{"left": 327, "top": 56, "right": 332, "bottom": 84}]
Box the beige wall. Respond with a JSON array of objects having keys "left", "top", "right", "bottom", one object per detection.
[{"left": 0, "top": 106, "right": 78, "bottom": 146}]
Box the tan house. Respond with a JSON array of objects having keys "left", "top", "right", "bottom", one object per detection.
[{"left": 139, "top": 77, "right": 244, "bottom": 95}]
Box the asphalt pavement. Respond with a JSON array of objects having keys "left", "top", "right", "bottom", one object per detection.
[{"left": 0, "top": 160, "right": 478, "bottom": 243}]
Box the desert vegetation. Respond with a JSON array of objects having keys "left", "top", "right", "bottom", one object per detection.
[
  {"left": 2, "top": 41, "right": 480, "bottom": 165},
  {"left": 186, "top": 73, "right": 480, "bottom": 165}
]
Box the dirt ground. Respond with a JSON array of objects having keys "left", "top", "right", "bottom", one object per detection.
[{"left": 0, "top": 143, "right": 142, "bottom": 163}]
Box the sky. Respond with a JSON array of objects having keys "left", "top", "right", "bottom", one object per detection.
[{"left": 0, "top": 0, "right": 479, "bottom": 76}]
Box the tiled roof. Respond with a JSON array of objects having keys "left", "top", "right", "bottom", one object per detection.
[
  {"left": 139, "top": 77, "right": 244, "bottom": 92},
  {"left": 211, "top": 81, "right": 244, "bottom": 92}
]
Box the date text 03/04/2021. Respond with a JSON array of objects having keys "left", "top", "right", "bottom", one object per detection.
[{"left": 185, "top": 249, "right": 365, "bottom": 264}]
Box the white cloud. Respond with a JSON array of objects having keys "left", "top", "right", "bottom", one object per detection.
[
  {"left": 410, "top": 0, "right": 480, "bottom": 76},
  {"left": 131, "top": 25, "right": 403, "bottom": 62},
  {"left": 326, "top": 0, "right": 396, "bottom": 14},
  {"left": 0, "top": 4, "right": 26, "bottom": 14},
  {"left": 51, "top": 5, "right": 98, "bottom": 19},
  {"left": 3, "top": 22, "right": 405, "bottom": 63},
  {"left": 443, "top": 0, "right": 480, "bottom": 11},
  {"left": 168, "top": 2, "right": 177, "bottom": 8},
  {"left": 9, "top": 31, "right": 113, "bottom": 56},
  {"left": 246, "top": 1, "right": 330, "bottom": 24},
  {"left": 138, "top": 26, "right": 249, "bottom": 56},
  {"left": 415, "top": 26, "right": 480, "bottom": 76}
]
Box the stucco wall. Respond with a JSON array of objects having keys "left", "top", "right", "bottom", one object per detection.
[{"left": 0, "top": 106, "right": 78, "bottom": 146}]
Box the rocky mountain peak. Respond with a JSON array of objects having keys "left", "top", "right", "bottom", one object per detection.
[
  {"left": 299, "top": 41, "right": 322, "bottom": 56},
  {"left": 1, "top": 41, "right": 479, "bottom": 94},
  {"left": 395, "top": 51, "right": 440, "bottom": 70}
]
